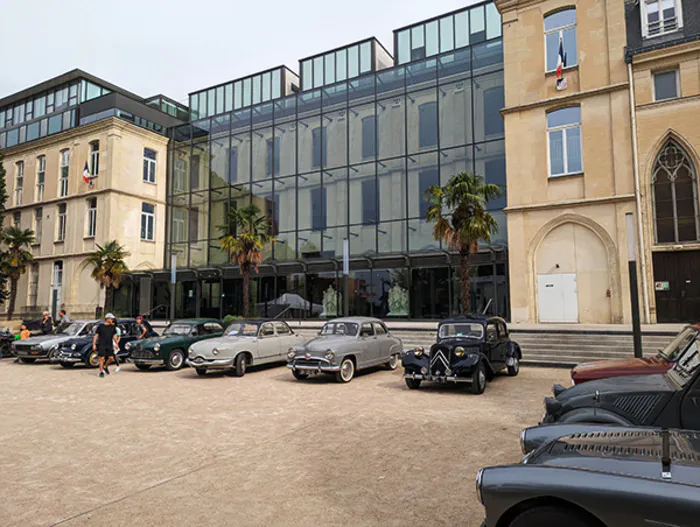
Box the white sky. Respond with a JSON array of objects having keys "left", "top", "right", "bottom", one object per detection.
[{"left": 0, "top": 0, "right": 482, "bottom": 104}]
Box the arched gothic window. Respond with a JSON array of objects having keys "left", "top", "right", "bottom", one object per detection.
[{"left": 652, "top": 140, "right": 699, "bottom": 243}]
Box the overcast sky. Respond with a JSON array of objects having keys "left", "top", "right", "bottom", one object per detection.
[{"left": 0, "top": 0, "right": 481, "bottom": 104}]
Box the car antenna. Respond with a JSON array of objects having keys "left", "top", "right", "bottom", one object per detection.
[{"left": 661, "top": 428, "right": 672, "bottom": 480}]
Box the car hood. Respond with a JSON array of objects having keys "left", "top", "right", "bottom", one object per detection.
[
  {"left": 557, "top": 374, "right": 673, "bottom": 402},
  {"left": 572, "top": 357, "right": 669, "bottom": 381},
  {"left": 133, "top": 335, "right": 184, "bottom": 349},
  {"left": 20, "top": 334, "right": 73, "bottom": 348},
  {"left": 298, "top": 335, "right": 355, "bottom": 353},
  {"left": 189, "top": 336, "right": 255, "bottom": 353},
  {"left": 60, "top": 336, "right": 92, "bottom": 349}
]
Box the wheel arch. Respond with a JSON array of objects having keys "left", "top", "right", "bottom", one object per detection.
[
  {"left": 234, "top": 350, "right": 254, "bottom": 365},
  {"left": 481, "top": 356, "right": 497, "bottom": 380},
  {"left": 559, "top": 408, "right": 632, "bottom": 426},
  {"left": 495, "top": 496, "right": 607, "bottom": 527},
  {"left": 507, "top": 341, "right": 523, "bottom": 360}
]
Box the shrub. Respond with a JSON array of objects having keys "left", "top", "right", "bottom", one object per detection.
[{"left": 222, "top": 314, "right": 243, "bottom": 328}]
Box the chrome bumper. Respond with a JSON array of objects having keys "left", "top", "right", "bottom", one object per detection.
[
  {"left": 287, "top": 359, "right": 341, "bottom": 373},
  {"left": 56, "top": 356, "right": 81, "bottom": 363},
  {"left": 185, "top": 357, "right": 234, "bottom": 369},
  {"left": 129, "top": 357, "right": 164, "bottom": 365},
  {"left": 404, "top": 372, "right": 472, "bottom": 383}
]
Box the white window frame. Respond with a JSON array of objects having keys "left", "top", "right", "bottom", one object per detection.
[
  {"left": 56, "top": 204, "right": 67, "bottom": 242},
  {"left": 544, "top": 9, "right": 577, "bottom": 73},
  {"left": 546, "top": 108, "right": 583, "bottom": 178},
  {"left": 90, "top": 141, "right": 99, "bottom": 176},
  {"left": 143, "top": 148, "right": 157, "bottom": 184},
  {"left": 642, "top": 0, "right": 683, "bottom": 39},
  {"left": 174, "top": 158, "right": 186, "bottom": 191},
  {"left": 653, "top": 69, "right": 680, "bottom": 101},
  {"left": 59, "top": 149, "right": 69, "bottom": 198},
  {"left": 86, "top": 198, "right": 97, "bottom": 238},
  {"left": 141, "top": 203, "right": 155, "bottom": 241},
  {"left": 34, "top": 208, "right": 42, "bottom": 244},
  {"left": 36, "top": 156, "right": 45, "bottom": 202},
  {"left": 14, "top": 161, "right": 23, "bottom": 206},
  {"left": 172, "top": 209, "right": 186, "bottom": 243}
]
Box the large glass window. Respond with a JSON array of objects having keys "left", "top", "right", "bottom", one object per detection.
[
  {"left": 86, "top": 197, "right": 97, "bottom": 238},
  {"left": 654, "top": 70, "right": 679, "bottom": 101},
  {"left": 56, "top": 203, "right": 67, "bottom": 242},
  {"left": 324, "top": 168, "right": 347, "bottom": 227},
  {"left": 440, "top": 79, "right": 473, "bottom": 148},
  {"left": 14, "top": 161, "right": 23, "bottom": 206},
  {"left": 642, "top": 0, "right": 682, "bottom": 38},
  {"left": 90, "top": 141, "right": 100, "bottom": 177},
  {"left": 378, "top": 158, "right": 406, "bottom": 222},
  {"left": 324, "top": 109, "right": 347, "bottom": 169},
  {"left": 36, "top": 156, "right": 45, "bottom": 202},
  {"left": 474, "top": 71, "right": 504, "bottom": 142},
  {"left": 312, "top": 126, "right": 327, "bottom": 168},
  {"left": 59, "top": 149, "right": 69, "bottom": 197},
  {"left": 547, "top": 106, "right": 582, "bottom": 177},
  {"left": 350, "top": 163, "right": 376, "bottom": 225},
  {"left": 545, "top": 9, "right": 577, "bottom": 72},
  {"left": 418, "top": 99, "right": 438, "bottom": 149},
  {"left": 378, "top": 96, "right": 405, "bottom": 159},
  {"left": 362, "top": 115, "right": 377, "bottom": 159}
]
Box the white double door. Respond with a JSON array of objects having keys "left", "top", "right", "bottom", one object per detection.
[{"left": 537, "top": 273, "right": 579, "bottom": 323}]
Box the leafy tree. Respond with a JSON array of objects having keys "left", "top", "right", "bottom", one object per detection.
[
  {"left": 2, "top": 227, "right": 35, "bottom": 320},
  {"left": 425, "top": 172, "right": 502, "bottom": 315},
  {"left": 218, "top": 204, "right": 274, "bottom": 318},
  {"left": 80, "top": 241, "right": 130, "bottom": 313}
]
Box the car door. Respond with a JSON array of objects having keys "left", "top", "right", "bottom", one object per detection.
[
  {"left": 358, "top": 322, "right": 378, "bottom": 366},
  {"left": 257, "top": 322, "right": 279, "bottom": 361},
  {"left": 372, "top": 322, "right": 391, "bottom": 362},
  {"left": 485, "top": 321, "right": 500, "bottom": 365},
  {"left": 119, "top": 323, "right": 139, "bottom": 358},
  {"left": 496, "top": 321, "right": 509, "bottom": 367},
  {"left": 274, "top": 322, "right": 296, "bottom": 359},
  {"left": 679, "top": 339, "right": 700, "bottom": 430}
]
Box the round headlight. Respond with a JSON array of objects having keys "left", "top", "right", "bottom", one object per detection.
[
  {"left": 154, "top": 343, "right": 161, "bottom": 352},
  {"left": 71, "top": 344, "right": 77, "bottom": 351},
  {"left": 414, "top": 345, "right": 424, "bottom": 358},
  {"left": 125, "top": 342, "right": 132, "bottom": 350},
  {"left": 212, "top": 348, "right": 219, "bottom": 356},
  {"left": 455, "top": 346, "right": 465, "bottom": 357},
  {"left": 287, "top": 349, "right": 296, "bottom": 360},
  {"left": 325, "top": 349, "right": 335, "bottom": 360}
]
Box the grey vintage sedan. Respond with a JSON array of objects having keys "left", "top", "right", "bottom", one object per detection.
[
  {"left": 12, "top": 320, "right": 97, "bottom": 363},
  {"left": 287, "top": 317, "right": 403, "bottom": 383},
  {"left": 477, "top": 427, "right": 700, "bottom": 527}
]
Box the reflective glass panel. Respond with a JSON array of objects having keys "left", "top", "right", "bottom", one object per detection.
[
  {"left": 426, "top": 21, "right": 439, "bottom": 57},
  {"left": 398, "top": 30, "right": 410, "bottom": 65},
  {"left": 314, "top": 56, "right": 324, "bottom": 88},
  {"left": 336, "top": 49, "right": 348, "bottom": 81},
  {"left": 325, "top": 53, "right": 336, "bottom": 85},
  {"left": 455, "top": 10, "right": 469, "bottom": 48},
  {"left": 360, "top": 41, "right": 372, "bottom": 73},
  {"left": 440, "top": 16, "right": 454, "bottom": 53},
  {"left": 262, "top": 72, "right": 271, "bottom": 101},
  {"left": 348, "top": 45, "right": 359, "bottom": 78}
]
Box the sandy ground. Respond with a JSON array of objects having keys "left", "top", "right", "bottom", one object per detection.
[{"left": 0, "top": 359, "right": 568, "bottom": 527}]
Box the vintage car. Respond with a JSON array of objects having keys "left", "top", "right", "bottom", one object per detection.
[
  {"left": 519, "top": 423, "right": 637, "bottom": 455},
  {"left": 402, "top": 315, "right": 521, "bottom": 394},
  {"left": 54, "top": 318, "right": 157, "bottom": 368},
  {"left": 13, "top": 320, "right": 97, "bottom": 363},
  {"left": 477, "top": 427, "right": 700, "bottom": 527},
  {"left": 186, "top": 320, "right": 305, "bottom": 377},
  {"left": 287, "top": 317, "right": 403, "bottom": 383},
  {"left": 542, "top": 330, "right": 700, "bottom": 429},
  {"left": 571, "top": 324, "right": 699, "bottom": 384},
  {"left": 128, "top": 319, "right": 224, "bottom": 371}
]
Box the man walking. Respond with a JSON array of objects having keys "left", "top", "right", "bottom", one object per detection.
[{"left": 93, "top": 313, "right": 118, "bottom": 378}]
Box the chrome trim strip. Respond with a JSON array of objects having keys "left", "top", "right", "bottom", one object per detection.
[
  {"left": 403, "top": 373, "right": 472, "bottom": 383},
  {"left": 287, "top": 363, "right": 341, "bottom": 372},
  {"left": 185, "top": 357, "right": 234, "bottom": 368}
]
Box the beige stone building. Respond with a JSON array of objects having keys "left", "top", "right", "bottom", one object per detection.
[{"left": 0, "top": 71, "right": 185, "bottom": 319}]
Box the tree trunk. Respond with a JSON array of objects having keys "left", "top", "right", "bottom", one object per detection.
[
  {"left": 104, "top": 286, "right": 113, "bottom": 315},
  {"left": 7, "top": 277, "right": 17, "bottom": 321},
  {"left": 242, "top": 266, "right": 250, "bottom": 318},
  {"left": 460, "top": 250, "right": 471, "bottom": 315}
]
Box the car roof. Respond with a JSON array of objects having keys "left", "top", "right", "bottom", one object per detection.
[
  {"left": 326, "top": 317, "right": 385, "bottom": 324},
  {"left": 438, "top": 315, "right": 491, "bottom": 325},
  {"left": 170, "top": 319, "right": 222, "bottom": 325}
]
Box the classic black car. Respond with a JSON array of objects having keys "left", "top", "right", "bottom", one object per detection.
[
  {"left": 402, "top": 315, "right": 521, "bottom": 394},
  {"left": 53, "top": 318, "right": 157, "bottom": 368},
  {"left": 477, "top": 427, "right": 700, "bottom": 527},
  {"left": 542, "top": 330, "right": 700, "bottom": 430}
]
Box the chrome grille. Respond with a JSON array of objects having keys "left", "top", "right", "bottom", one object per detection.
[
  {"left": 429, "top": 346, "right": 450, "bottom": 376},
  {"left": 130, "top": 349, "right": 155, "bottom": 359}
]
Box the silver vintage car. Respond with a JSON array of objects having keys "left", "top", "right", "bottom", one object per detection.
[
  {"left": 12, "top": 320, "right": 96, "bottom": 363},
  {"left": 186, "top": 320, "right": 305, "bottom": 377},
  {"left": 287, "top": 317, "right": 403, "bottom": 383}
]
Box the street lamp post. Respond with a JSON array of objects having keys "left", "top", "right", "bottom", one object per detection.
[
  {"left": 343, "top": 238, "right": 349, "bottom": 317},
  {"left": 626, "top": 212, "right": 643, "bottom": 359}
]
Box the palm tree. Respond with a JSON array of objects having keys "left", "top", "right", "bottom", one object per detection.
[
  {"left": 425, "top": 172, "right": 502, "bottom": 315},
  {"left": 2, "top": 227, "right": 35, "bottom": 320},
  {"left": 218, "top": 204, "right": 274, "bottom": 317},
  {"left": 80, "top": 241, "right": 130, "bottom": 313}
]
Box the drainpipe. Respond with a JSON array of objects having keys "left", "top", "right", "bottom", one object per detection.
[{"left": 627, "top": 61, "right": 651, "bottom": 324}]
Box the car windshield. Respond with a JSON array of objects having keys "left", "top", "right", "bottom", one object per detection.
[
  {"left": 658, "top": 327, "right": 699, "bottom": 362},
  {"left": 438, "top": 323, "right": 484, "bottom": 339},
  {"left": 164, "top": 324, "right": 192, "bottom": 336},
  {"left": 57, "top": 322, "right": 85, "bottom": 336},
  {"left": 225, "top": 323, "right": 260, "bottom": 337},
  {"left": 320, "top": 322, "right": 359, "bottom": 336},
  {"left": 666, "top": 337, "right": 700, "bottom": 388}
]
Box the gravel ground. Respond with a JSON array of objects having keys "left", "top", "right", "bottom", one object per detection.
[{"left": 0, "top": 359, "right": 568, "bottom": 527}]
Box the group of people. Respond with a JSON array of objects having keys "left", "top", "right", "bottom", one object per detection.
[{"left": 18, "top": 308, "right": 70, "bottom": 340}]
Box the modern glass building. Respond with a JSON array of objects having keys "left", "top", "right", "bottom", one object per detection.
[{"left": 147, "top": 1, "right": 507, "bottom": 320}]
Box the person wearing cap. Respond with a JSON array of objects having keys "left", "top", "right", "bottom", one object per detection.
[{"left": 93, "top": 313, "right": 118, "bottom": 378}]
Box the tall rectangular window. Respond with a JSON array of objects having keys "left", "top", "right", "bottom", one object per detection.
[
  {"left": 173, "top": 209, "right": 186, "bottom": 242},
  {"left": 36, "top": 156, "right": 45, "bottom": 201},
  {"left": 643, "top": 0, "right": 682, "bottom": 38},
  {"left": 14, "top": 161, "right": 24, "bottom": 206},
  {"left": 174, "top": 158, "right": 186, "bottom": 191},
  {"left": 362, "top": 116, "right": 376, "bottom": 159},
  {"left": 229, "top": 147, "right": 238, "bottom": 183},
  {"left": 28, "top": 263, "right": 39, "bottom": 307},
  {"left": 86, "top": 198, "right": 97, "bottom": 238},
  {"left": 190, "top": 155, "right": 200, "bottom": 190},
  {"left": 34, "top": 208, "right": 42, "bottom": 244},
  {"left": 141, "top": 203, "right": 155, "bottom": 241},
  {"left": 653, "top": 70, "right": 679, "bottom": 101},
  {"left": 312, "top": 127, "right": 327, "bottom": 168},
  {"left": 311, "top": 186, "right": 327, "bottom": 231},
  {"left": 418, "top": 169, "right": 439, "bottom": 218},
  {"left": 90, "top": 141, "right": 100, "bottom": 176},
  {"left": 484, "top": 86, "right": 505, "bottom": 137},
  {"left": 266, "top": 137, "right": 280, "bottom": 177},
  {"left": 13, "top": 211, "right": 21, "bottom": 228},
  {"left": 361, "top": 178, "right": 378, "bottom": 225},
  {"left": 143, "top": 148, "right": 157, "bottom": 183},
  {"left": 59, "top": 150, "right": 69, "bottom": 197},
  {"left": 189, "top": 207, "right": 199, "bottom": 241},
  {"left": 419, "top": 102, "right": 438, "bottom": 148},
  {"left": 547, "top": 106, "right": 583, "bottom": 176},
  {"left": 545, "top": 9, "right": 577, "bottom": 72},
  {"left": 56, "top": 203, "right": 67, "bottom": 242}
]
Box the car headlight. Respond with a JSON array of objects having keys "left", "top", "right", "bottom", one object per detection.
[
  {"left": 476, "top": 468, "right": 485, "bottom": 505},
  {"left": 212, "top": 348, "right": 219, "bottom": 356},
  {"left": 454, "top": 346, "right": 465, "bottom": 357},
  {"left": 544, "top": 397, "right": 562, "bottom": 417},
  {"left": 414, "top": 345, "right": 424, "bottom": 358},
  {"left": 71, "top": 344, "right": 77, "bottom": 351},
  {"left": 32, "top": 345, "right": 43, "bottom": 351},
  {"left": 125, "top": 342, "right": 132, "bottom": 351},
  {"left": 325, "top": 349, "right": 335, "bottom": 360},
  {"left": 154, "top": 343, "right": 161, "bottom": 352}
]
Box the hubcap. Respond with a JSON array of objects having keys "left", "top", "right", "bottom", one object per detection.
[
  {"left": 478, "top": 368, "right": 486, "bottom": 388},
  {"left": 342, "top": 360, "right": 353, "bottom": 380},
  {"left": 389, "top": 355, "right": 398, "bottom": 368},
  {"left": 90, "top": 353, "right": 98, "bottom": 367},
  {"left": 171, "top": 352, "right": 183, "bottom": 368}
]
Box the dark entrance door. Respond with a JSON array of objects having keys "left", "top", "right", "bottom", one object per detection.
[{"left": 653, "top": 250, "right": 700, "bottom": 323}]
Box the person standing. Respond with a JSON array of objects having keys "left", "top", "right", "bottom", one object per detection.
[
  {"left": 40, "top": 312, "right": 53, "bottom": 335},
  {"left": 57, "top": 309, "right": 70, "bottom": 325},
  {"left": 135, "top": 316, "right": 148, "bottom": 339},
  {"left": 112, "top": 322, "right": 122, "bottom": 373},
  {"left": 93, "top": 314, "right": 117, "bottom": 378},
  {"left": 19, "top": 324, "right": 30, "bottom": 340}
]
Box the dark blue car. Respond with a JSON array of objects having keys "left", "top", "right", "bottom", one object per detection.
[{"left": 52, "top": 318, "right": 157, "bottom": 368}]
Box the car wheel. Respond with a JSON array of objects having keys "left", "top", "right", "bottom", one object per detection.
[
  {"left": 335, "top": 358, "right": 355, "bottom": 383},
  {"left": 60, "top": 362, "right": 75, "bottom": 369},
  {"left": 507, "top": 356, "right": 520, "bottom": 377},
  {"left": 48, "top": 348, "right": 60, "bottom": 361},
  {"left": 292, "top": 370, "right": 309, "bottom": 381},
  {"left": 195, "top": 368, "right": 207, "bottom": 377},
  {"left": 233, "top": 353, "right": 247, "bottom": 377},
  {"left": 385, "top": 354, "right": 399, "bottom": 370},
  {"left": 87, "top": 351, "right": 99, "bottom": 368},
  {"left": 166, "top": 349, "right": 185, "bottom": 371},
  {"left": 509, "top": 506, "right": 596, "bottom": 527},
  {"left": 135, "top": 364, "right": 151, "bottom": 371},
  {"left": 19, "top": 358, "right": 36, "bottom": 363},
  {"left": 471, "top": 362, "right": 487, "bottom": 395},
  {"left": 405, "top": 378, "right": 421, "bottom": 390}
]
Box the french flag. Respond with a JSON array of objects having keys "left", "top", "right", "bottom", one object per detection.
[
  {"left": 82, "top": 161, "right": 91, "bottom": 183},
  {"left": 556, "top": 34, "right": 566, "bottom": 78}
]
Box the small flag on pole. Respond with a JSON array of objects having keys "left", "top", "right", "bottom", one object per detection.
[
  {"left": 82, "top": 161, "right": 91, "bottom": 184},
  {"left": 555, "top": 34, "right": 568, "bottom": 90}
]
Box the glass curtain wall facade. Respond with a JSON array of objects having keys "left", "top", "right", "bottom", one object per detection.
[{"left": 163, "top": 1, "right": 507, "bottom": 320}]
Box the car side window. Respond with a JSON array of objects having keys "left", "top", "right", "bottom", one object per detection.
[
  {"left": 192, "top": 325, "right": 203, "bottom": 336},
  {"left": 204, "top": 322, "right": 223, "bottom": 334},
  {"left": 373, "top": 323, "right": 386, "bottom": 336},
  {"left": 275, "top": 322, "right": 291, "bottom": 335},
  {"left": 486, "top": 323, "right": 498, "bottom": 342},
  {"left": 260, "top": 323, "right": 275, "bottom": 337},
  {"left": 498, "top": 322, "right": 507, "bottom": 339},
  {"left": 360, "top": 323, "right": 374, "bottom": 337}
]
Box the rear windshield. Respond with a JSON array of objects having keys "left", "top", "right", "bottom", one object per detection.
[
  {"left": 320, "top": 322, "right": 358, "bottom": 336},
  {"left": 438, "top": 323, "right": 484, "bottom": 339},
  {"left": 666, "top": 337, "right": 700, "bottom": 388},
  {"left": 164, "top": 324, "right": 192, "bottom": 336}
]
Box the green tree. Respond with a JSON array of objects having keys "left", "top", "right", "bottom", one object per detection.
[
  {"left": 425, "top": 172, "right": 502, "bottom": 315},
  {"left": 218, "top": 204, "right": 274, "bottom": 318},
  {"left": 2, "top": 227, "right": 35, "bottom": 320},
  {"left": 80, "top": 241, "right": 130, "bottom": 313}
]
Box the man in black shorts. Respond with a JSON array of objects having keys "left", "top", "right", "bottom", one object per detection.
[{"left": 93, "top": 313, "right": 118, "bottom": 378}]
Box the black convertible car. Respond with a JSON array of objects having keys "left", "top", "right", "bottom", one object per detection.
[
  {"left": 402, "top": 315, "right": 522, "bottom": 394},
  {"left": 542, "top": 329, "right": 700, "bottom": 430},
  {"left": 53, "top": 318, "right": 157, "bottom": 368}
]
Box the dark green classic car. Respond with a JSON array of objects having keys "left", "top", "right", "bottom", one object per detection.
[{"left": 127, "top": 319, "right": 225, "bottom": 371}]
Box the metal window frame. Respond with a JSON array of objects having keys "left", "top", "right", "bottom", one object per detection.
[
  {"left": 652, "top": 69, "right": 681, "bottom": 101},
  {"left": 642, "top": 0, "right": 684, "bottom": 39}
]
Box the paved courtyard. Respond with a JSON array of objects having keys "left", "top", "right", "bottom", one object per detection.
[{"left": 0, "top": 359, "right": 568, "bottom": 527}]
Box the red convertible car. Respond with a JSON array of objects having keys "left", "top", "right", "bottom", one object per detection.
[{"left": 571, "top": 324, "right": 699, "bottom": 384}]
